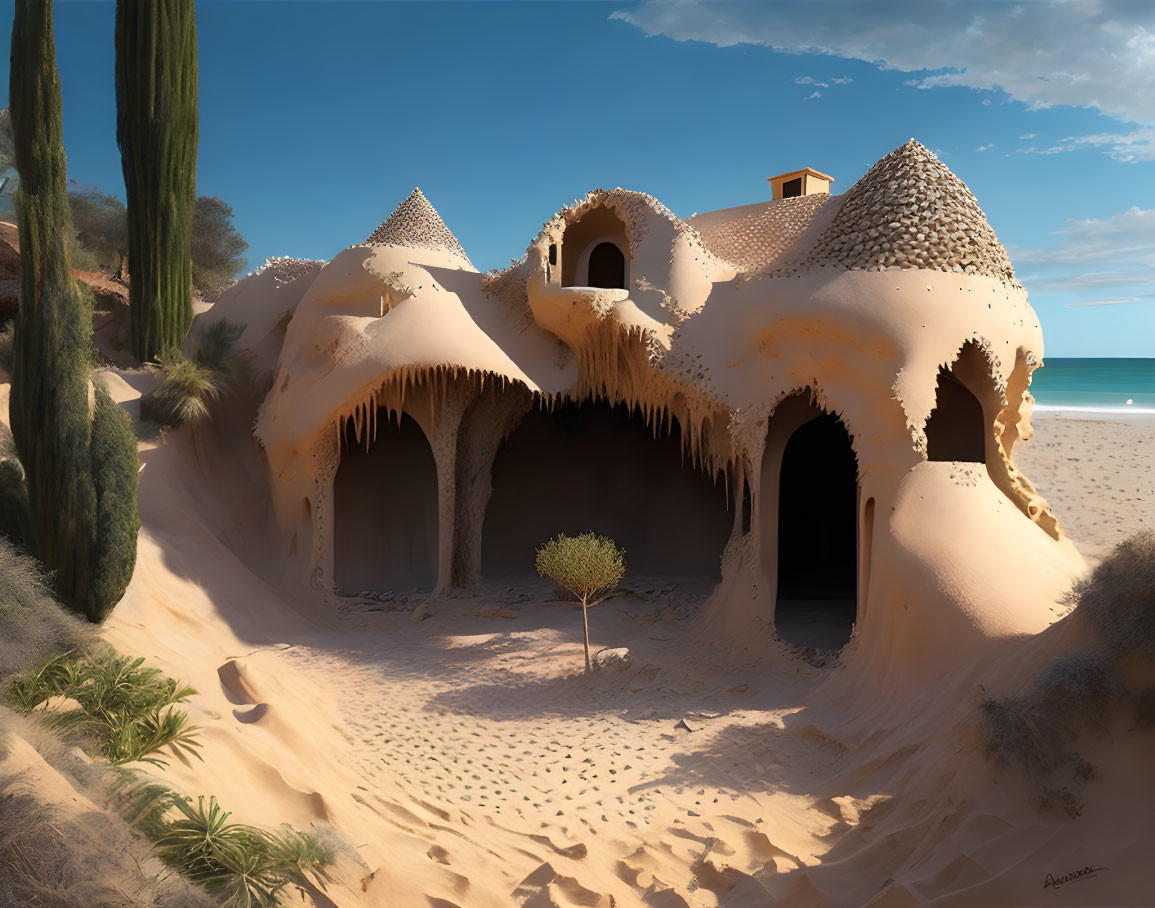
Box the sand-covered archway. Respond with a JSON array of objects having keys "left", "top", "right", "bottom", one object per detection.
[
  {"left": 333, "top": 411, "right": 438, "bottom": 594},
  {"left": 561, "top": 206, "right": 630, "bottom": 288},
  {"left": 760, "top": 393, "right": 858, "bottom": 650},
  {"left": 481, "top": 400, "right": 731, "bottom": 582}
]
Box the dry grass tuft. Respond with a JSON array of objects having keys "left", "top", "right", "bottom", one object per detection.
[{"left": 0, "top": 540, "right": 91, "bottom": 682}]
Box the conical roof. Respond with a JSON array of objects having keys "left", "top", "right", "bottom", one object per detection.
[
  {"left": 804, "top": 140, "right": 1016, "bottom": 281},
  {"left": 364, "top": 187, "right": 471, "bottom": 265}
]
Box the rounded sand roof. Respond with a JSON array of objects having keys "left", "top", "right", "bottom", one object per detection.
[
  {"left": 804, "top": 140, "right": 1017, "bottom": 282},
  {"left": 365, "top": 187, "right": 472, "bottom": 266}
]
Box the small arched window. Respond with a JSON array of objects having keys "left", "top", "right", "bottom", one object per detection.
[{"left": 587, "top": 242, "right": 626, "bottom": 289}]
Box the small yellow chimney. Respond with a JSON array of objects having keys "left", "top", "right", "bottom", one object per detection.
[{"left": 767, "top": 167, "right": 834, "bottom": 200}]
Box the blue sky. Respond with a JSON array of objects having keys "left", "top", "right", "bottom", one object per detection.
[{"left": 2, "top": 1, "right": 1153, "bottom": 356}]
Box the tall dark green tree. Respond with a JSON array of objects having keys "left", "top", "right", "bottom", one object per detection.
[
  {"left": 8, "top": 0, "right": 139, "bottom": 621},
  {"left": 115, "top": 0, "right": 199, "bottom": 362}
]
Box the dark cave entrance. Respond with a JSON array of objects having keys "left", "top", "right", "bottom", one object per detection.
[
  {"left": 775, "top": 412, "right": 858, "bottom": 651},
  {"left": 481, "top": 401, "right": 731, "bottom": 583},
  {"left": 925, "top": 368, "right": 986, "bottom": 462},
  {"left": 334, "top": 411, "right": 438, "bottom": 594}
]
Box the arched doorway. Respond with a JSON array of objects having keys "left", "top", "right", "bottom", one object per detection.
[
  {"left": 588, "top": 242, "right": 626, "bottom": 289},
  {"left": 481, "top": 401, "right": 731, "bottom": 583},
  {"left": 926, "top": 368, "right": 986, "bottom": 462},
  {"left": 771, "top": 409, "right": 858, "bottom": 651},
  {"left": 333, "top": 411, "right": 438, "bottom": 593}
]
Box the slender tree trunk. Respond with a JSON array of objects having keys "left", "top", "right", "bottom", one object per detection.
[
  {"left": 115, "top": 0, "right": 198, "bottom": 362},
  {"left": 582, "top": 596, "right": 591, "bottom": 673}
]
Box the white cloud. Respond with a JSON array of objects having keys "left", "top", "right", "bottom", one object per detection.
[
  {"left": 981, "top": 98, "right": 991, "bottom": 106},
  {"left": 815, "top": 82, "right": 830, "bottom": 88},
  {"left": 1019, "top": 133, "right": 1038, "bottom": 139},
  {"left": 1016, "top": 128, "right": 1155, "bottom": 162},
  {"left": 612, "top": 1, "right": 1155, "bottom": 126},
  {"left": 1012, "top": 207, "right": 1155, "bottom": 296},
  {"left": 793, "top": 75, "right": 814, "bottom": 84},
  {"left": 977, "top": 143, "right": 995, "bottom": 152},
  {"left": 804, "top": 91, "right": 823, "bottom": 101},
  {"left": 832, "top": 75, "right": 853, "bottom": 85}
]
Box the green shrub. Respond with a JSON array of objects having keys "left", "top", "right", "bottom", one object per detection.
[
  {"left": 536, "top": 532, "right": 625, "bottom": 672},
  {"left": 112, "top": 777, "right": 335, "bottom": 908},
  {"left": 6, "top": 647, "right": 200, "bottom": 766},
  {"left": 140, "top": 354, "right": 221, "bottom": 428},
  {"left": 88, "top": 383, "right": 140, "bottom": 620}
]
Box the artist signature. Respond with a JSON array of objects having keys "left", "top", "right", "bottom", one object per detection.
[{"left": 1043, "top": 865, "right": 1108, "bottom": 890}]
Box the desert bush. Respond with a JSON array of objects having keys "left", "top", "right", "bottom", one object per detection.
[
  {"left": 536, "top": 532, "right": 625, "bottom": 672},
  {"left": 979, "top": 530, "right": 1155, "bottom": 815},
  {"left": 139, "top": 317, "right": 247, "bottom": 429},
  {"left": 6, "top": 647, "right": 200, "bottom": 766},
  {"left": 0, "top": 539, "right": 90, "bottom": 681},
  {"left": 113, "top": 776, "right": 335, "bottom": 908},
  {"left": 141, "top": 353, "right": 222, "bottom": 428},
  {"left": 1071, "top": 529, "right": 1155, "bottom": 656}
]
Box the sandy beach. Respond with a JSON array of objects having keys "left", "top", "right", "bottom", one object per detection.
[{"left": 1016, "top": 411, "right": 1155, "bottom": 564}]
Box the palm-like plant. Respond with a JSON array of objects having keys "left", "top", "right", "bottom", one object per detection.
[
  {"left": 152, "top": 796, "right": 335, "bottom": 908},
  {"left": 6, "top": 647, "right": 200, "bottom": 765}
]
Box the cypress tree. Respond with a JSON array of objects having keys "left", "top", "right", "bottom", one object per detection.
[
  {"left": 9, "top": 0, "right": 139, "bottom": 621},
  {"left": 115, "top": 0, "right": 199, "bottom": 362}
]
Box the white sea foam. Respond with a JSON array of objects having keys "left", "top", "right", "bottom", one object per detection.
[{"left": 1033, "top": 404, "right": 1155, "bottom": 415}]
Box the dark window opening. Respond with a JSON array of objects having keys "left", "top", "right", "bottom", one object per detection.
[
  {"left": 926, "top": 369, "right": 986, "bottom": 462},
  {"left": 587, "top": 242, "right": 626, "bottom": 289},
  {"left": 782, "top": 177, "right": 803, "bottom": 199},
  {"left": 548, "top": 244, "right": 557, "bottom": 266},
  {"left": 775, "top": 413, "right": 857, "bottom": 651},
  {"left": 482, "top": 401, "right": 730, "bottom": 583},
  {"left": 334, "top": 412, "right": 438, "bottom": 594}
]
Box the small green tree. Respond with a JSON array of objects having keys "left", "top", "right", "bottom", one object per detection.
[{"left": 535, "top": 532, "right": 625, "bottom": 673}]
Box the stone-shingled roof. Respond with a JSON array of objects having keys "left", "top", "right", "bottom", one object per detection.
[
  {"left": 365, "top": 187, "right": 472, "bottom": 266},
  {"left": 803, "top": 140, "right": 1017, "bottom": 282}
]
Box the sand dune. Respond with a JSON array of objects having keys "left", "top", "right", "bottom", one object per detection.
[{"left": 78, "top": 386, "right": 1151, "bottom": 906}]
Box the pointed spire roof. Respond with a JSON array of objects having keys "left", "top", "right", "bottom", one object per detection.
[
  {"left": 804, "top": 140, "right": 1016, "bottom": 282},
  {"left": 364, "top": 187, "right": 471, "bottom": 265}
]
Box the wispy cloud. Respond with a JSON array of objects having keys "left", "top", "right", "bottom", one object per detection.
[
  {"left": 1019, "top": 133, "right": 1038, "bottom": 140},
  {"left": 612, "top": 2, "right": 1155, "bottom": 128},
  {"left": 793, "top": 75, "right": 815, "bottom": 84},
  {"left": 804, "top": 91, "right": 823, "bottom": 101},
  {"left": 1013, "top": 207, "right": 1155, "bottom": 298},
  {"left": 977, "top": 143, "right": 994, "bottom": 152},
  {"left": 1017, "top": 128, "right": 1155, "bottom": 162},
  {"left": 831, "top": 75, "right": 853, "bottom": 85},
  {"left": 1061, "top": 297, "right": 1152, "bottom": 306}
]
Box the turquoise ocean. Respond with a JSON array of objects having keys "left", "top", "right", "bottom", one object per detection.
[{"left": 1030, "top": 358, "right": 1155, "bottom": 414}]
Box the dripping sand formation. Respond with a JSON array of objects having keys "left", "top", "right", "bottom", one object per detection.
[{"left": 11, "top": 139, "right": 1151, "bottom": 904}]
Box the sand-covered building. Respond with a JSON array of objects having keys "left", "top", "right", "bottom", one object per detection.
[{"left": 220, "top": 139, "right": 1083, "bottom": 663}]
